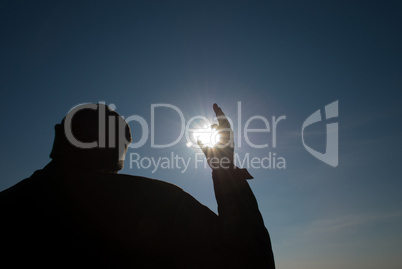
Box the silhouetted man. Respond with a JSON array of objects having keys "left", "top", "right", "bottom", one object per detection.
[{"left": 0, "top": 103, "right": 275, "bottom": 268}]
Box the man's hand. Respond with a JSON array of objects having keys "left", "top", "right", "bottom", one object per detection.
[{"left": 197, "top": 104, "right": 234, "bottom": 170}]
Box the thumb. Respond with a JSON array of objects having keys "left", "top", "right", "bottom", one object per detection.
[{"left": 197, "top": 140, "right": 209, "bottom": 156}]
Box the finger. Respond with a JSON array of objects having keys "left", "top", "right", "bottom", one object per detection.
[
  {"left": 197, "top": 140, "right": 209, "bottom": 155},
  {"left": 213, "top": 103, "right": 231, "bottom": 128},
  {"left": 197, "top": 139, "right": 209, "bottom": 150}
]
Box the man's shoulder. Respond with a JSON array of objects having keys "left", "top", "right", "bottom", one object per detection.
[
  {"left": 1, "top": 167, "right": 216, "bottom": 222},
  {"left": 0, "top": 172, "right": 43, "bottom": 202}
]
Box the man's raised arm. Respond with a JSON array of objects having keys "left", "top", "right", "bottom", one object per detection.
[{"left": 198, "top": 104, "right": 275, "bottom": 268}]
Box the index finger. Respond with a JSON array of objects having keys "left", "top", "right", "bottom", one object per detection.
[{"left": 213, "top": 103, "right": 231, "bottom": 128}]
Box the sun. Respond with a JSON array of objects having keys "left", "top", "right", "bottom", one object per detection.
[{"left": 188, "top": 126, "right": 220, "bottom": 148}]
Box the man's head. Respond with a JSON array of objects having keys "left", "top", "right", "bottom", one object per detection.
[{"left": 50, "top": 103, "right": 132, "bottom": 173}]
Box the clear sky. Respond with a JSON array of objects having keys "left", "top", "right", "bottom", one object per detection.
[{"left": 1, "top": 1, "right": 401, "bottom": 268}]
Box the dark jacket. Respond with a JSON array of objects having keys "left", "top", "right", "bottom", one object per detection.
[{"left": 0, "top": 162, "right": 275, "bottom": 268}]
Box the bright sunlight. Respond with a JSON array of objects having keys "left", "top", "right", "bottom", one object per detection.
[{"left": 187, "top": 126, "right": 221, "bottom": 148}]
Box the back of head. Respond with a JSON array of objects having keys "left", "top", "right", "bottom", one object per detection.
[{"left": 50, "top": 103, "right": 132, "bottom": 173}]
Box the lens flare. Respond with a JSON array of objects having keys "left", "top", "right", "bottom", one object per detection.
[{"left": 192, "top": 126, "right": 220, "bottom": 148}]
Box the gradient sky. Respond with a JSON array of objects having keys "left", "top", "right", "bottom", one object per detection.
[{"left": 1, "top": 1, "right": 401, "bottom": 268}]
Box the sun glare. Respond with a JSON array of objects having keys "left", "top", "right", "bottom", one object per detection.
[{"left": 192, "top": 126, "right": 220, "bottom": 148}]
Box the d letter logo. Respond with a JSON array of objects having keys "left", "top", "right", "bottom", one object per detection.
[{"left": 302, "top": 101, "right": 338, "bottom": 167}]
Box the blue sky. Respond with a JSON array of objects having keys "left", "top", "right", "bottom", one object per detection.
[{"left": 1, "top": 1, "right": 401, "bottom": 268}]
